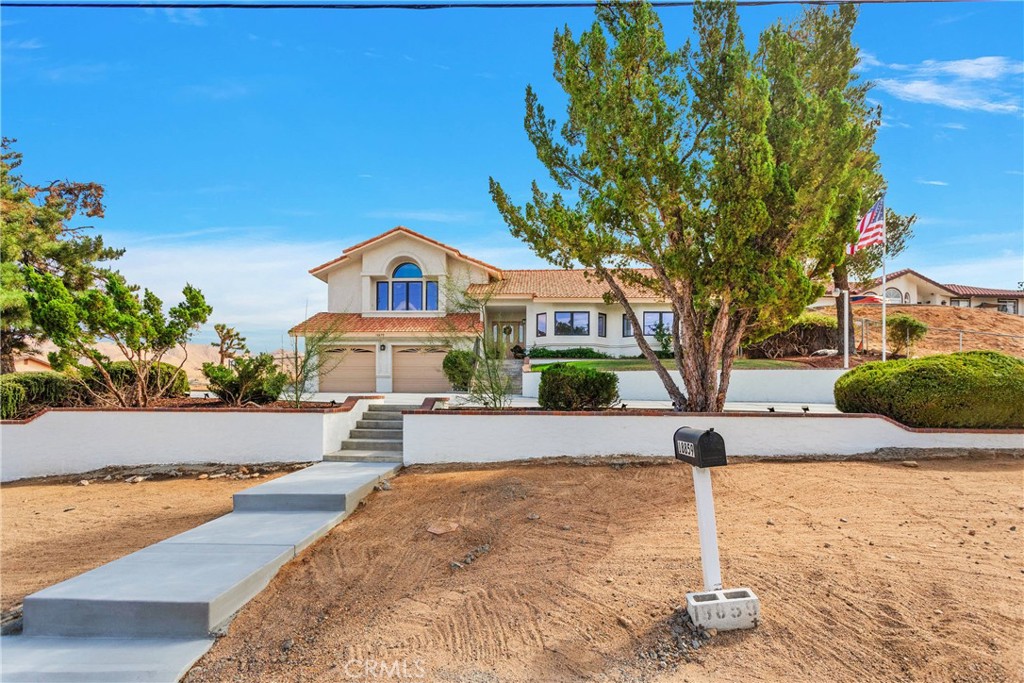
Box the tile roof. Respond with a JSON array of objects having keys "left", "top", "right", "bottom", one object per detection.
[
  {"left": 468, "top": 268, "right": 662, "bottom": 300},
  {"left": 943, "top": 284, "right": 1024, "bottom": 298},
  {"left": 309, "top": 226, "right": 502, "bottom": 279},
  {"left": 290, "top": 312, "right": 482, "bottom": 336}
]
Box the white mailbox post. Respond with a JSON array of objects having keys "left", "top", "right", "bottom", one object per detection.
[{"left": 673, "top": 427, "right": 761, "bottom": 631}]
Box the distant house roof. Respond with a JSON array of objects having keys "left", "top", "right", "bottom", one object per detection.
[
  {"left": 468, "top": 268, "right": 662, "bottom": 300},
  {"left": 290, "top": 312, "right": 482, "bottom": 336},
  {"left": 943, "top": 284, "right": 1024, "bottom": 299},
  {"left": 865, "top": 268, "right": 953, "bottom": 294},
  {"left": 309, "top": 226, "right": 502, "bottom": 281}
]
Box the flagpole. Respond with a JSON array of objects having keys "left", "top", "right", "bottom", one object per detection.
[{"left": 881, "top": 203, "right": 887, "bottom": 362}]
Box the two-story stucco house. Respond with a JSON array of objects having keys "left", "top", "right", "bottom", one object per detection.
[{"left": 290, "top": 226, "right": 675, "bottom": 393}]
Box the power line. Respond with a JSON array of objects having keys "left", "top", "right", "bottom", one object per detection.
[{"left": 0, "top": 0, "right": 990, "bottom": 10}]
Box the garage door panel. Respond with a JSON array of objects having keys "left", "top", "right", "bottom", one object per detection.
[
  {"left": 393, "top": 346, "right": 450, "bottom": 393},
  {"left": 320, "top": 346, "right": 376, "bottom": 393}
]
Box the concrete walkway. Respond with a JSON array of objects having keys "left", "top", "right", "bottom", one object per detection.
[{"left": 1, "top": 461, "right": 398, "bottom": 683}]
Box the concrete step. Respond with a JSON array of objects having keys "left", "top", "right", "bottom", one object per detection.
[
  {"left": 342, "top": 438, "right": 403, "bottom": 452},
  {"left": 233, "top": 462, "right": 398, "bottom": 512},
  {"left": 349, "top": 428, "right": 403, "bottom": 440},
  {"left": 0, "top": 635, "right": 215, "bottom": 683},
  {"left": 357, "top": 419, "right": 404, "bottom": 429},
  {"left": 366, "top": 404, "right": 420, "bottom": 413},
  {"left": 324, "top": 450, "right": 403, "bottom": 463}
]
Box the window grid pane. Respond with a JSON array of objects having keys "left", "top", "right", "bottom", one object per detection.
[
  {"left": 407, "top": 282, "right": 423, "bottom": 311},
  {"left": 623, "top": 315, "right": 632, "bottom": 337},
  {"left": 393, "top": 262, "right": 423, "bottom": 278},
  {"left": 376, "top": 282, "right": 388, "bottom": 311},
  {"left": 425, "top": 281, "right": 438, "bottom": 310},
  {"left": 536, "top": 313, "right": 547, "bottom": 337},
  {"left": 392, "top": 282, "right": 409, "bottom": 311},
  {"left": 598, "top": 313, "right": 606, "bottom": 338}
]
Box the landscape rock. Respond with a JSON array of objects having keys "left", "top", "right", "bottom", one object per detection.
[
  {"left": 197, "top": 473, "right": 209, "bottom": 480},
  {"left": 427, "top": 522, "right": 459, "bottom": 536},
  {"left": 527, "top": 513, "right": 540, "bottom": 520},
  {"left": 901, "top": 461, "right": 919, "bottom": 468},
  {"left": 76, "top": 480, "right": 89, "bottom": 486}
]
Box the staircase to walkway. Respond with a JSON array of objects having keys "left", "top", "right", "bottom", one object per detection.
[
  {"left": 323, "top": 403, "right": 420, "bottom": 464},
  {"left": 503, "top": 359, "right": 524, "bottom": 394}
]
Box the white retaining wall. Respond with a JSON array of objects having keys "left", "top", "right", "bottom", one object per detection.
[
  {"left": 403, "top": 412, "right": 1024, "bottom": 464},
  {"left": 0, "top": 399, "right": 380, "bottom": 482},
  {"left": 521, "top": 368, "right": 846, "bottom": 403}
]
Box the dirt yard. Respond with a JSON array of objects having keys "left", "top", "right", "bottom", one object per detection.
[
  {"left": 853, "top": 304, "right": 1024, "bottom": 357},
  {"left": 0, "top": 468, "right": 289, "bottom": 612},
  {"left": 185, "top": 457, "right": 1024, "bottom": 683}
]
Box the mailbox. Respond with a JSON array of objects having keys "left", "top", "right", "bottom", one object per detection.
[{"left": 673, "top": 427, "right": 727, "bottom": 468}]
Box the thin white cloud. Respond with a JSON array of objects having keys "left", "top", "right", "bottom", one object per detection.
[
  {"left": 908, "top": 56, "right": 1024, "bottom": 80},
  {"left": 2, "top": 38, "right": 43, "bottom": 50},
  {"left": 874, "top": 78, "right": 1020, "bottom": 114},
  {"left": 43, "top": 62, "right": 116, "bottom": 84},
  {"left": 938, "top": 122, "right": 967, "bottom": 130},
  {"left": 179, "top": 82, "right": 250, "bottom": 100},
  {"left": 162, "top": 8, "right": 205, "bottom": 26},
  {"left": 917, "top": 179, "right": 949, "bottom": 187},
  {"left": 916, "top": 253, "right": 1024, "bottom": 291},
  {"left": 857, "top": 50, "right": 884, "bottom": 70},
  {"left": 940, "top": 231, "right": 1021, "bottom": 247},
  {"left": 1006, "top": 170, "right": 1024, "bottom": 176}
]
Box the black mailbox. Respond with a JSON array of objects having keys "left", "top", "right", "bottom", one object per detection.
[{"left": 673, "top": 427, "right": 727, "bottom": 468}]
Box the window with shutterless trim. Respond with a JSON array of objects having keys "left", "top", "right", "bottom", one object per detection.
[
  {"left": 643, "top": 311, "right": 674, "bottom": 336},
  {"left": 536, "top": 312, "right": 547, "bottom": 337},
  {"left": 598, "top": 312, "right": 607, "bottom": 337},
  {"left": 554, "top": 311, "right": 589, "bottom": 335},
  {"left": 622, "top": 314, "right": 633, "bottom": 337}
]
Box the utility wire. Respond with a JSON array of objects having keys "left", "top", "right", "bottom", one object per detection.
[{"left": 0, "top": 0, "right": 990, "bottom": 10}]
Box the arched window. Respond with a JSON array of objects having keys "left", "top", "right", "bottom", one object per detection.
[
  {"left": 885, "top": 287, "right": 902, "bottom": 304},
  {"left": 375, "top": 261, "right": 438, "bottom": 312}
]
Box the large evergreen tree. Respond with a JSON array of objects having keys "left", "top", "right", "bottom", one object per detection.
[
  {"left": 0, "top": 139, "right": 122, "bottom": 372},
  {"left": 490, "top": 1, "right": 879, "bottom": 411}
]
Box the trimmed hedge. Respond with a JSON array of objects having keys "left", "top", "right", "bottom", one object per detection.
[
  {"left": 92, "top": 361, "right": 190, "bottom": 398},
  {"left": 834, "top": 351, "right": 1024, "bottom": 429},
  {"left": 442, "top": 350, "right": 476, "bottom": 391},
  {"left": 0, "top": 376, "right": 27, "bottom": 420},
  {"left": 538, "top": 363, "right": 620, "bottom": 411},
  {"left": 528, "top": 347, "right": 611, "bottom": 360},
  {"left": 745, "top": 312, "right": 838, "bottom": 359}
]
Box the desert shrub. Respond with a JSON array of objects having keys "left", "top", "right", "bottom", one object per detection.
[
  {"left": 442, "top": 350, "right": 476, "bottom": 391},
  {"left": 834, "top": 351, "right": 1024, "bottom": 428},
  {"left": 528, "top": 347, "right": 611, "bottom": 359},
  {"left": 887, "top": 313, "right": 928, "bottom": 357},
  {"left": 744, "top": 312, "right": 838, "bottom": 359},
  {"left": 0, "top": 377, "right": 27, "bottom": 419},
  {"left": 202, "top": 353, "right": 287, "bottom": 406},
  {"left": 538, "top": 363, "right": 620, "bottom": 410},
  {"left": 89, "top": 361, "right": 190, "bottom": 398},
  {"left": 4, "top": 371, "right": 84, "bottom": 408}
]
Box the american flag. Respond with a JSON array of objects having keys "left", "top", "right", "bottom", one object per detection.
[{"left": 847, "top": 197, "right": 885, "bottom": 255}]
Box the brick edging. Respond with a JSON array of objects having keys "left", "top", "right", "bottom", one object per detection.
[
  {"left": 0, "top": 395, "right": 386, "bottom": 426},
  {"left": 401, "top": 408, "right": 1024, "bottom": 436}
]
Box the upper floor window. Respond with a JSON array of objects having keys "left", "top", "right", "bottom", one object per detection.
[{"left": 376, "top": 262, "right": 439, "bottom": 312}]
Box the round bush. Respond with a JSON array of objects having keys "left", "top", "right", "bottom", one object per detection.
[
  {"left": 93, "top": 361, "right": 190, "bottom": 398},
  {"left": 538, "top": 363, "right": 620, "bottom": 411},
  {"left": 0, "top": 377, "right": 27, "bottom": 420},
  {"left": 442, "top": 350, "right": 476, "bottom": 391},
  {"left": 4, "top": 371, "right": 84, "bottom": 408},
  {"left": 834, "top": 351, "right": 1024, "bottom": 428}
]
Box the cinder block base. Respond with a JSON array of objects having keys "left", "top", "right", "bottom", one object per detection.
[{"left": 685, "top": 587, "right": 761, "bottom": 631}]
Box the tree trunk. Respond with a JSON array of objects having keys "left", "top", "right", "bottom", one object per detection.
[
  {"left": 0, "top": 350, "right": 14, "bottom": 374},
  {"left": 832, "top": 265, "right": 856, "bottom": 355}
]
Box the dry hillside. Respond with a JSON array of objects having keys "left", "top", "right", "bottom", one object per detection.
[{"left": 851, "top": 304, "right": 1024, "bottom": 357}]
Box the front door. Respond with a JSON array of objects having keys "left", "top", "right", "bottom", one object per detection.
[{"left": 490, "top": 319, "right": 526, "bottom": 357}]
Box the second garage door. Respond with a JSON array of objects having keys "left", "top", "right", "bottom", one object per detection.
[
  {"left": 319, "top": 346, "right": 376, "bottom": 393},
  {"left": 392, "top": 346, "right": 451, "bottom": 393}
]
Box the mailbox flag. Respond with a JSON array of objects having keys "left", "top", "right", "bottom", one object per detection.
[{"left": 848, "top": 197, "right": 885, "bottom": 255}]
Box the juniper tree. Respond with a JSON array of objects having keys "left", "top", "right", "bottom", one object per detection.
[{"left": 490, "top": 0, "right": 873, "bottom": 411}]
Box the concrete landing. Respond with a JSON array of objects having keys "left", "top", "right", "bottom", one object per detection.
[
  {"left": 233, "top": 461, "right": 398, "bottom": 512},
  {"left": 323, "top": 449, "right": 403, "bottom": 463},
  {"left": 0, "top": 636, "right": 214, "bottom": 683}
]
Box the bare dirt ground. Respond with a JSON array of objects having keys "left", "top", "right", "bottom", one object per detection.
[
  {"left": 186, "top": 457, "right": 1024, "bottom": 683},
  {"left": 0, "top": 467, "right": 289, "bottom": 612},
  {"left": 853, "top": 304, "right": 1024, "bottom": 357}
]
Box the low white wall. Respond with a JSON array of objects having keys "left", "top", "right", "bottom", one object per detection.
[
  {"left": 0, "top": 402, "right": 378, "bottom": 482},
  {"left": 403, "top": 412, "right": 1023, "bottom": 464},
  {"left": 522, "top": 369, "right": 845, "bottom": 404}
]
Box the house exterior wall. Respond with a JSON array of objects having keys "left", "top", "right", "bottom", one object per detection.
[{"left": 515, "top": 300, "right": 675, "bottom": 357}]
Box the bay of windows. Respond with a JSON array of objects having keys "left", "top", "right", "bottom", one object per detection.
[
  {"left": 643, "top": 311, "right": 675, "bottom": 336},
  {"left": 554, "top": 311, "right": 590, "bottom": 336}
]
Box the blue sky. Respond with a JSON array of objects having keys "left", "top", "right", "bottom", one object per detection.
[{"left": 2, "top": 1, "right": 1022, "bottom": 350}]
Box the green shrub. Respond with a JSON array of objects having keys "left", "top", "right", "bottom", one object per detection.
[
  {"left": 744, "top": 311, "right": 838, "bottom": 359},
  {"left": 887, "top": 313, "right": 928, "bottom": 357},
  {"left": 442, "top": 350, "right": 476, "bottom": 391},
  {"left": 538, "top": 363, "right": 620, "bottom": 410},
  {"left": 528, "top": 347, "right": 611, "bottom": 360},
  {"left": 0, "top": 377, "right": 27, "bottom": 420},
  {"left": 90, "top": 361, "right": 190, "bottom": 398},
  {"left": 834, "top": 351, "right": 1024, "bottom": 429},
  {"left": 202, "top": 354, "right": 287, "bottom": 406},
  {"left": 5, "top": 371, "right": 84, "bottom": 407}
]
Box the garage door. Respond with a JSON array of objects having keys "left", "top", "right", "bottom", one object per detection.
[
  {"left": 392, "top": 346, "right": 451, "bottom": 393},
  {"left": 320, "top": 346, "right": 376, "bottom": 393}
]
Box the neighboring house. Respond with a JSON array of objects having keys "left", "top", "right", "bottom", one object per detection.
[
  {"left": 290, "top": 226, "right": 672, "bottom": 393},
  {"left": 13, "top": 355, "right": 52, "bottom": 373},
  {"left": 814, "top": 268, "right": 1024, "bottom": 316}
]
